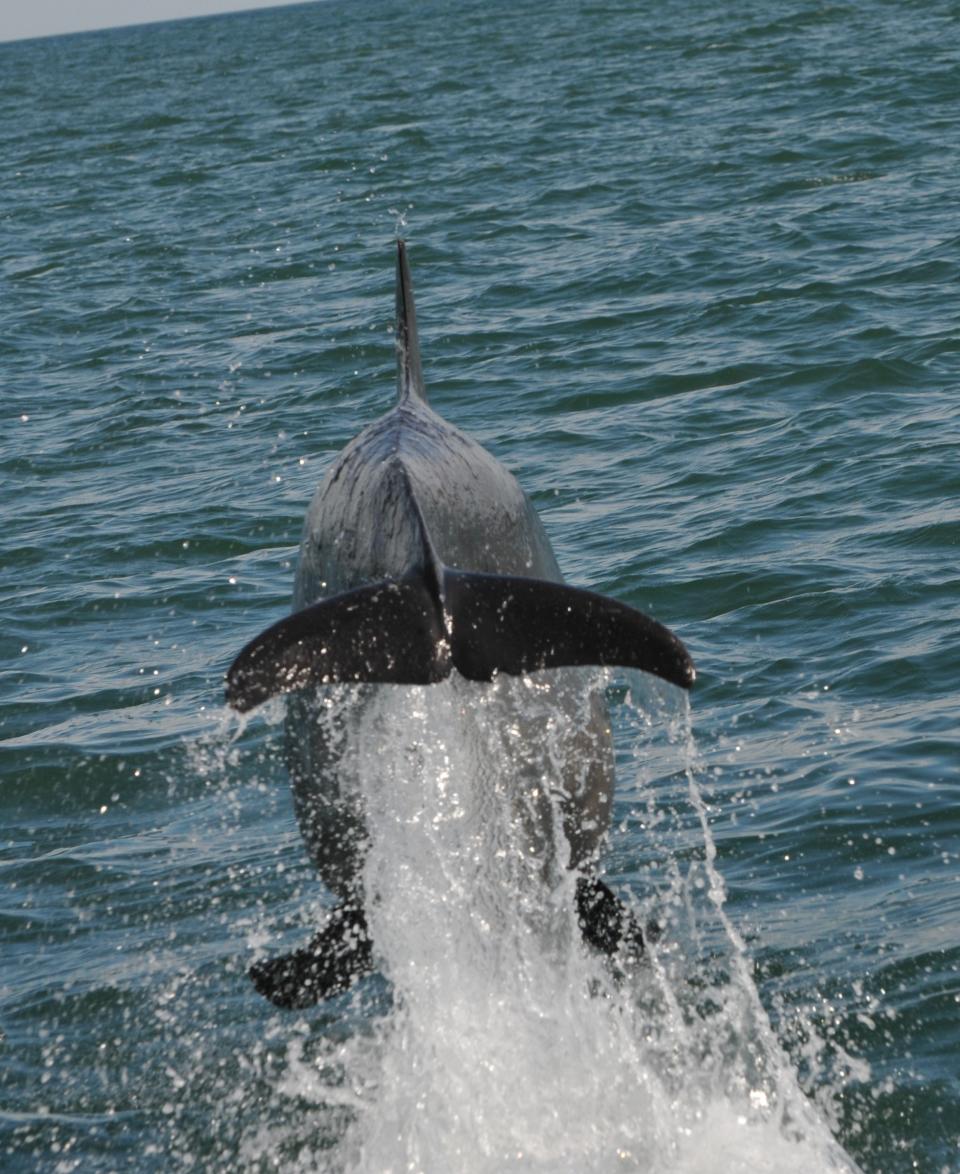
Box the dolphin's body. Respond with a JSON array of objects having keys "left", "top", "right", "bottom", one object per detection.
[{"left": 227, "top": 243, "right": 694, "bottom": 1007}]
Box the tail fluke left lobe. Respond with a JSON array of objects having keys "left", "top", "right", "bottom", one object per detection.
[{"left": 225, "top": 578, "right": 449, "bottom": 713}]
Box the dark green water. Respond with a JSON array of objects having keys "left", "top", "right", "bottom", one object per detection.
[{"left": 2, "top": 0, "right": 958, "bottom": 1170}]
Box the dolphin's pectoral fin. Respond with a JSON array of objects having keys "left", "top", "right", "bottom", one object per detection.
[
  {"left": 444, "top": 570, "right": 695, "bottom": 690},
  {"left": 575, "top": 875, "right": 645, "bottom": 962},
  {"left": 249, "top": 903, "right": 374, "bottom": 1010},
  {"left": 226, "top": 578, "right": 450, "bottom": 712}
]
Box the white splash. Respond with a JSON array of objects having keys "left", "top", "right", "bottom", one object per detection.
[{"left": 264, "top": 674, "right": 862, "bottom": 1174}]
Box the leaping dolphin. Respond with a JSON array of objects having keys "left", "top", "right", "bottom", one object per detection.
[{"left": 226, "top": 242, "right": 695, "bottom": 1008}]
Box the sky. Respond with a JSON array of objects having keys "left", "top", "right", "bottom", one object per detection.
[{"left": 0, "top": 1, "right": 306, "bottom": 44}]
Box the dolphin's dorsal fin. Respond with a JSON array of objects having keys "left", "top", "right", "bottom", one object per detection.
[{"left": 395, "top": 239, "right": 428, "bottom": 404}]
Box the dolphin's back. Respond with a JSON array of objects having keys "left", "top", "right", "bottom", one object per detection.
[
  {"left": 294, "top": 400, "right": 561, "bottom": 609},
  {"left": 226, "top": 243, "right": 694, "bottom": 715}
]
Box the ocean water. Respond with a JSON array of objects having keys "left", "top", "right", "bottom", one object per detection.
[{"left": 2, "top": 0, "right": 958, "bottom": 1170}]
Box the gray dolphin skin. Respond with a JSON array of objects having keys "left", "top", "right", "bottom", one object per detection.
[{"left": 226, "top": 242, "right": 695, "bottom": 1008}]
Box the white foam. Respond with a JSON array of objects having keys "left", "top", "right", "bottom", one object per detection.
[{"left": 272, "top": 674, "right": 861, "bottom": 1174}]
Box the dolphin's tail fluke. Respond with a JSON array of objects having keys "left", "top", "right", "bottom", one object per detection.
[
  {"left": 226, "top": 569, "right": 694, "bottom": 712},
  {"left": 395, "top": 239, "right": 428, "bottom": 404}
]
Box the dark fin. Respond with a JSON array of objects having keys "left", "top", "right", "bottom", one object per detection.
[
  {"left": 226, "top": 567, "right": 693, "bottom": 712},
  {"left": 576, "top": 875, "right": 645, "bottom": 962},
  {"left": 225, "top": 578, "right": 450, "bottom": 713},
  {"left": 249, "top": 903, "right": 374, "bottom": 1010},
  {"left": 395, "top": 239, "right": 427, "bottom": 405},
  {"left": 444, "top": 569, "right": 695, "bottom": 691}
]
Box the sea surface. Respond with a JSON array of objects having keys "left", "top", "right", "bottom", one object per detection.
[{"left": 1, "top": 0, "right": 958, "bottom": 1170}]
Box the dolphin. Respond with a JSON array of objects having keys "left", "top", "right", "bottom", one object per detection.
[{"left": 226, "top": 242, "right": 695, "bottom": 1008}]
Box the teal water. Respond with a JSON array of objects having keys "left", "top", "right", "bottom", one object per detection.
[{"left": 2, "top": 0, "right": 958, "bottom": 1169}]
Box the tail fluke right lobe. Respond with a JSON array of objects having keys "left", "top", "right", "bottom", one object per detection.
[{"left": 445, "top": 569, "right": 695, "bottom": 690}]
